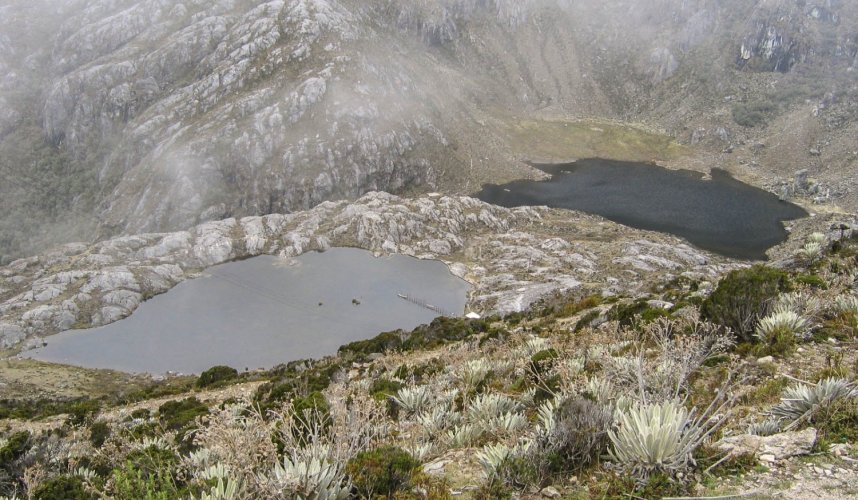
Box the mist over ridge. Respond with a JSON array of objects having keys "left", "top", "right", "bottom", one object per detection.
[{"left": 0, "top": 0, "right": 856, "bottom": 259}]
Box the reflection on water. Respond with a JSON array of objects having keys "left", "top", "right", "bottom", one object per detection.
[
  {"left": 476, "top": 159, "right": 807, "bottom": 260},
  {"left": 27, "top": 248, "right": 471, "bottom": 374}
]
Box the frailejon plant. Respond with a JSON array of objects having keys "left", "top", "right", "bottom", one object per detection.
[
  {"left": 467, "top": 393, "right": 520, "bottom": 423},
  {"left": 754, "top": 309, "right": 808, "bottom": 354},
  {"left": 486, "top": 412, "right": 528, "bottom": 435},
  {"left": 272, "top": 451, "right": 350, "bottom": 500},
  {"left": 199, "top": 476, "right": 242, "bottom": 500},
  {"left": 608, "top": 401, "right": 705, "bottom": 479},
  {"left": 747, "top": 419, "right": 782, "bottom": 437},
  {"left": 475, "top": 443, "right": 513, "bottom": 478},
  {"left": 833, "top": 294, "right": 858, "bottom": 316},
  {"left": 800, "top": 241, "right": 824, "bottom": 264},
  {"left": 775, "top": 292, "right": 822, "bottom": 319},
  {"left": 392, "top": 385, "right": 432, "bottom": 415},
  {"left": 458, "top": 359, "right": 491, "bottom": 388},
  {"left": 444, "top": 424, "right": 482, "bottom": 448},
  {"left": 417, "top": 406, "right": 461, "bottom": 435},
  {"left": 768, "top": 377, "right": 858, "bottom": 428}
]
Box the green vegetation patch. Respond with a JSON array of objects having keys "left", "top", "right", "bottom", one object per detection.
[
  {"left": 32, "top": 475, "right": 94, "bottom": 500},
  {"left": 196, "top": 365, "right": 239, "bottom": 388},
  {"left": 503, "top": 119, "right": 688, "bottom": 163},
  {"left": 346, "top": 446, "right": 421, "bottom": 498},
  {"left": 701, "top": 265, "right": 792, "bottom": 342}
]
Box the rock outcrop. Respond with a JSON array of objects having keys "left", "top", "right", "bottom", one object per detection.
[{"left": 0, "top": 192, "right": 735, "bottom": 347}]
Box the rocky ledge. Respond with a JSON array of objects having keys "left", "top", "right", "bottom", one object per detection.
[{"left": 0, "top": 192, "right": 754, "bottom": 349}]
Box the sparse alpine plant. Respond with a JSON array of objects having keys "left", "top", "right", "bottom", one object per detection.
[
  {"left": 392, "top": 385, "right": 432, "bottom": 415},
  {"left": 747, "top": 419, "right": 782, "bottom": 437},
  {"left": 755, "top": 309, "right": 808, "bottom": 343},
  {"left": 608, "top": 401, "right": 703, "bottom": 478},
  {"left": 768, "top": 377, "right": 858, "bottom": 425}
]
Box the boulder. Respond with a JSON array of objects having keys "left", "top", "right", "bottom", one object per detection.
[{"left": 715, "top": 428, "right": 817, "bottom": 461}]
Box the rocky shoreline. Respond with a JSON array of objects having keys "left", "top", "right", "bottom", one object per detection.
[{"left": 0, "top": 191, "right": 749, "bottom": 351}]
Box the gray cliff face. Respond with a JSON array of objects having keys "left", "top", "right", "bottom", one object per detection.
[{"left": 0, "top": 0, "right": 856, "bottom": 257}]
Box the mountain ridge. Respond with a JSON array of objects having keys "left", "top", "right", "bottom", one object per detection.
[{"left": 1, "top": 0, "right": 857, "bottom": 258}]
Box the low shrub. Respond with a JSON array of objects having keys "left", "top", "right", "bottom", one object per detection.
[
  {"left": 89, "top": 421, "right": 111, "bottom": 448},
  {"left": 732, "top": 99, "right": 777, "bottom": 127},
  {"left": 131, "top": 408, "right": 151, "bottom": 420},
  {"left": 608, "top": 299, "right": 669, "bottom": 328},
  {"left": 32, "top": 475, "right": 94, "bottom": 500},
  {"left": 529, "top": 349, "right": 559, "bottom": 376},
  {"left": 67, "top": 399, "right": 102, "bottom": 427},
  {"left": 574, "top": 310, "right": 601, "bottom": 332},
  {"left": 0, "top": 431, "right": 31, "bottom": 467},
  {"left": 196, "top": 366, "right": 239, "bottom": 388},
  {"left": 815, "top": 397, "right": 858, "bottom": 445},
  {"left": 369, "top": 378, "right": 404, "bottom": 400},
  {"left": 701, "top": 265, "right": 791, "bottom": 342},
  {"left": 111, "top": 449, "right": 182, "bottom": 499},
  {"left": 291, "top": 391, "right": 331, "bottom": 439},
  {"left": 158, "top": 398, "right": 209, "bottom": 432},
  {"left": 540, "top": 398, "right": 613, "bottom": 473},
  {"left": 345, "top": 446, "right": 421, "bottom": 498}
]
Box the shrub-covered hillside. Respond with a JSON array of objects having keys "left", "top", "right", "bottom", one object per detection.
[{"left": 2, "top": 232, "right": 858, "bottom": 498}]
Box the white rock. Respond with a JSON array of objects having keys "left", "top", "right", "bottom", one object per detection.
[
  {"left": 541, "top": 486, "right": 561, "bottom": 498},
  {"left": 715, "top": 428, "right": 817, "bottom": 461}
]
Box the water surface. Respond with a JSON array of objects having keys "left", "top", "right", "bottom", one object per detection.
[
  {"left": 476, "top": 159, "right": 807, "bottom": 259},
  {"left": 27, "top": 248, "right": 470, "bottom": 374}
]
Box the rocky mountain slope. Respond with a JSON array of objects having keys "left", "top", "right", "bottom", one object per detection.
[
  {"left": 2, "top": 222, "right": 858, "bottom": 499},
  {"left": 1, "top": 0, "right": 856, "bottom": 259},
  {"left": 0, "top": 192, "right": 751, "bottom": 349}
]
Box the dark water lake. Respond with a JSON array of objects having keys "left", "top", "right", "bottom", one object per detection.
[
  {"left": 476, "top": 159, "right": 807, "bottom": 260},
  {"left": 26, "top": 249, "right": 471, "bottom": 374}
]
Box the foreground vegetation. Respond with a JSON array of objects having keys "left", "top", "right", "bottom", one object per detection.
[{"left": 1, "top": 232, "right": 858, "bottom": 498}]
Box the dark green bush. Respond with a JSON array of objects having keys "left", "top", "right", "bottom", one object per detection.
[
  {"left": 196, "top": 365, "right": 239, "bottom": 388},
  {"left": 608, "top": 299, "right": 668, "bottom": 329},
  {"left": 701, "top": 265, "right": 791, "bottom": 342},
  {"left": 158, "top": 398, "right": 209, "bottom": 432},
  {"left": 339, "top": 331, "right": 403, "bottom": 357},
  {"left": 67, "top": 400, "right": 102, "bottom": 427},
  {"left": 113, "top": 446, "right": 182, "bottom": 498},
  {"left": 339, "top": 318, "right": 493, "bottom": 360},
  {"left": 131, "top": 408, "right": 151, "bottom": 420},
  {"left": 345, "top": 446, "right": 421, "bottom": 498},
  {"left": 732, "top": 99, "right": 777, "bottom": 127},
  {"left": 529, "top": 349, "right": 559, "bottom": 376},
  {"left": 0, "top": 431, "right": 31, "bottom": 467},
  {"left": 253, "top": 360, "right": 341, "bottom": 415},
  {"left": 0, "top": 398, "right": 102, "bottom": 421},
  {"left": 369, "top": 379, "right": 403, "bottom": 400},
  {"left": 125, "top": 446, "right": 180, "bottom": 479},
  {"left": 291, "top": 391, "right": 331, "bottom": 438},
  {"left": 89, "top": 421, "right": 111, "bottom": 448},
  {"left": 795, "top": 274, "right": 827, "bottom": 289},
  {"left": 32, "top": 475, "right": 94, "bottom": 500},
  {"left": 815, "top": 398, "right": 858, "bottom": 446},
  {"left": 574, "top": 310, "right": 601, "bottom": 332}
]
